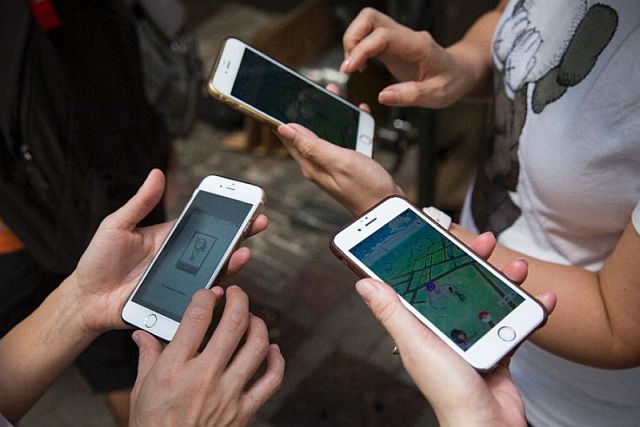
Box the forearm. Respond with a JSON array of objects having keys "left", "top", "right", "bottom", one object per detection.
[
  {"left": 0, "top": 276, "right": 97, "bottom": 422},
  {"left": 450, "top": 223, "right": 640, "bottom": 369}
]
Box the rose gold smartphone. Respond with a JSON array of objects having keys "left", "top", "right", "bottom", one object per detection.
[
  {"left": 122, "top": 175, "right": 263, "bottom": 341},
  {"left": 208, "top": 37, "right": 375, "bottom": 156},
  {"left": 331, "top": 196, "right": 547, "bottom": 371}
]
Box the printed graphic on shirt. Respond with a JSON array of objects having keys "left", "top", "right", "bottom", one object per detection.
[{"left": 471, "top": 0, "right": 618, "bottom": 235}]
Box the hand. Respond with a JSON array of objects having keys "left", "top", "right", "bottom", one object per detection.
[
  {"left": 341, "top": 8, "right": 468, "bottom": 108},
  {"left": 67, "top": 169, "right": 268, "bottom": 335},
  {"left": 129, "top": 286, "right": 284, "bottom": 427},
  {"left": 355, "top": 232, "right": 557, "bottom": 427},
  {"left": 277, "top": 123, "right": 402, "bottom": 216}
]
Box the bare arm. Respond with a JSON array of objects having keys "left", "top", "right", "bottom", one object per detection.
[
  {"left": 450, "top": 220, "right": 640, "bottom": 369},
  {"left": 446, "top": 0, "right": 509, "bottom": 100},
  {"left": 0, "top": 278, "right": 96, "bottom": 422}
]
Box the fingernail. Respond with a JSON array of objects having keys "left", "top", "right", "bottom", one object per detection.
[
  {"left": 272, "top": 343, "right": 281, "bottom": 353},
  {"left": 278, "top": 124, "right": 296, "bottom": 140},
  {"left": 355, "top": 279, "right": 379, "bottom": 301},
  {"left": 516, "top": 257, "right": 529, "bottom": 267},
  {"left": 379, "top": 90, "right": 399, "bottom": 105},
  {"left": 131, "top": 331, "right": 141, "bottom": 346},
  {"left": 340, "top": 56, "right": 351, "bottom": 72}
]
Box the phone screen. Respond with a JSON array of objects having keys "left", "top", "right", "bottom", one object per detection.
[
  {"left": 349, "top": 208, "right": 525, "bottom": 351},
  {"left": 132, "top": 191, "right": 252, "bottom": 321},
  {"left": 231, "top": 49, "right": 360, "bottom": 149}
]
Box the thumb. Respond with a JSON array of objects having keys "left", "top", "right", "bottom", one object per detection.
[
  {"left": 277, "top": 123, "right": 344, "bottom": 168},
  {"left": 535, "top": 291, "right": 557, "bottom": 315},
  {"left": 132, "top": 330, "right": 162, "bottom": 389},
  {"left": 103, "top": 169, "right": 165, "bottom": 231},
  {"left": 355, "top": 278, "right": 434, "bottom": 349},
  {"left": 379, "top": 81, "right": 449, "bottom": 109},
  {"left": 355, "top": 278, "right": 474, "bottom": 401}
]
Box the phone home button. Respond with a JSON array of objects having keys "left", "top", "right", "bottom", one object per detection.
[
  {"left": 144, "top": 314, "right": 157, "bottom": 328},
  {"left": 497, "top": 326, "right": 516, "bottom": 342},
  {"left": 359, "top": 135, "right": 372, "bottom": 145}
]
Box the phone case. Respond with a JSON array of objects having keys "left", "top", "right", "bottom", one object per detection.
[{"left": 330, "top": 195, "right": 549, "bottom": 332}]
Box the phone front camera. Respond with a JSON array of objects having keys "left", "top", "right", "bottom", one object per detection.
[{"left": 357, "top": 228, "right": 362, "bottom": 232}]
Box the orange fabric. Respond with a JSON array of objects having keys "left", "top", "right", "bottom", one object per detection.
[{"left": 0, "top": 217, "right": 24, "bottom": 254}]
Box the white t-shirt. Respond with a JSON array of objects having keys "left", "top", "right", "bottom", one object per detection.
[{"left": 461, "top": 0, "right": 640, "bottom": 425}]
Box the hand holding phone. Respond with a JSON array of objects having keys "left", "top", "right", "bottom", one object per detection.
[
  {"left": 122, "top": 175, "right": 264, "bottom": 341},
  {"left": 354, "top": 240, "right": 556, "bottom": 426},
  {"left": 208, "top": 37, "right": 375, "bottom": 156},
  {"left": 332, "top": 196, "right": 548, "bottom": 371}
]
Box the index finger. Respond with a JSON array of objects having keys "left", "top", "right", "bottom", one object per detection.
[
  {"left": 162, "top": 288, "right": 217, "bottom": 363},
  {"left": 201, "top": 286, "right": 251, "bottom": 366},
  {"left": 343, "top": 8, "right": 396, "bottom": 55}
]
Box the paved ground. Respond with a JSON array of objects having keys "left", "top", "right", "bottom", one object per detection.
[{"left": 21, "top": 2, "right": 443, "bottom": 426}]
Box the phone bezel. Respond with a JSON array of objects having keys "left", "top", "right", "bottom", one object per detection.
[
  {"left": 207, "top": 37, "right": 375, "bottom": 157},
  {"left": 331, "top": 196, "right": 548, "bottom": 371},
  {"left": 121, "top": 175, "right": 264, "bottom": 342}
]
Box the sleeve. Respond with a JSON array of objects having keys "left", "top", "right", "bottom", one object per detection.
[{"left": 632, "top": 201, "right": 640, "bottom": 234}]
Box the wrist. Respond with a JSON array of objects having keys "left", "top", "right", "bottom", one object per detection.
[
  {"left": 445, "top": 42, "right": 493, "bottom": 100},
  {"left": 56, "top": 273, "right": 102, "bottom": 343}
]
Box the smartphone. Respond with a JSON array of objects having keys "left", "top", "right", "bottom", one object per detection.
[
  {"left": 331, "top": 196, "right": 547, "bottom": 371},
  {"left": 121, "top": 175, "right": 264, "bottom": 341},
  {"left": 208, "top": 37, "right": 375, "bottom": 156}
]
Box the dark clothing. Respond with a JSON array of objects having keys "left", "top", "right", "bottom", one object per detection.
[{"left": 0, "top": 0, "right": 169, "bottom": 392}]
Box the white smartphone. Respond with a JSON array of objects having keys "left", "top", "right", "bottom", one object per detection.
[
  {"left": 121, "top": 175, "right": 264, "bottom": 341},
  {"left": 208, "top": 37, "right": 375, "bottom": 157},
  {"left": 331, "top": 196, "right": 547, "bottom": 371}
]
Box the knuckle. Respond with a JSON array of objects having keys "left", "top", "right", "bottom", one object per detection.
[
  {"left": 154, "top": 367, "right": 177, "bottom": 389},
  {"left": 186, "top": 305, "right": 209, "bottom": 324},
  {"left": 342, "top": 31, "right": 352, "bottom": 47},
  {"left": 418, "top": 30, "right": 433, "bottom": 46},
  {"left": 376, "top": 27, "right": 390, "bottom": 40},
  {"left": 361, "top": 7, "right": 377, "bottom": 19},
  {"left": 224, "top": 307, "right": 249, "bottom": 334},
  {"left": 218, "top": 402, "right": 241, "bottom": 426},
  {"left": 339, "top": 154, "right": 359, "bottom": 174},
  {"left": 247, "top": 317, "right": 270, "bottom": 359},
  {"left": 266, "top": 362, "right": 285, "bottom": 390},
  {"left": 99, "top": 212, "right": 116, "bottom": 229},
  {"left": 248, "top": 335, "right": 270, "bottom": 361},
  {"left": 370, "top": 289, "right": 399, "bottom": 324},
  {"left": 297, "top": 140, "right": 316, "bottom": 161}
]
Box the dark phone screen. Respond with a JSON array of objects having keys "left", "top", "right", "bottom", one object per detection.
[
  {"left": 231, "top": 49, "right": 360, "bottom": 149},
  {"left": 349, "top": 209, "right": 524, "bottom": 351},
  {"left": 132, "top": 191, "right": 252, "bottom": 321}
]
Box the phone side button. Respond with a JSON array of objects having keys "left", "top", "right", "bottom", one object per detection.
[
  {"left": 359, "top": 135, "right": 372, "bottom": 145},
  {"left": 497, "top": 326, "right": 516, "bottom": 342},
  {"left": 144, "top": 314, "right": 158, "bottom": 328}
]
